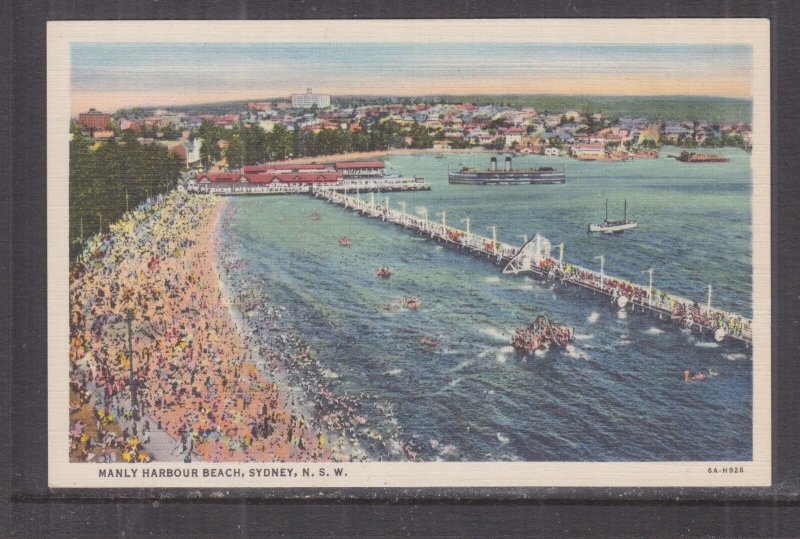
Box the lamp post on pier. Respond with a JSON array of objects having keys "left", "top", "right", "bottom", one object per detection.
[
  {"left": 437, "top": 210, "right": 446, "bottom": 230},
  {"left": 416, "top": 206, "right": 428, "bottom": 233},
  {"left": 558, "top": 243, "right": 564, "bottom": 267},
  {"left": 460, "top": 218, "right": 470, "bottom": 239},
  {"left": 488, "top": 226, "right": 497, "bottom": 255},
  {"left": 642, "top": 267, "right": 653, "bottom": 307},
  {"left": 707, "top": 284, "right": 713, "bottom": 315},
  {"left": 594, "top": 255, "right": 605, "bottom": 288}
]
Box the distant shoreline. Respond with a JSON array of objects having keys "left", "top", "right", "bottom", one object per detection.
[{"left": 266, "top": 147, "right": 493, "bottom": 165}]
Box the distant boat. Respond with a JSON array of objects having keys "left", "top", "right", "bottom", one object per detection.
[
  {"left": 420, "top": 336, "right": 439, "bottom": 347},
  {"left": 670, "top": 151, "right": 730, "bottom": 163},
  {"left": 588, "top": 199, "right": 638, "bottom": 233},
  {"left": 448, "top": 156, "right": 566, "bottom": 185},
  {"left": 339, "top": 236, "right": 352, "bottom": 247}
]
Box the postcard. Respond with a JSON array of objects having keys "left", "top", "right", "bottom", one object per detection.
[{"left": 48, "top": 19, "right": 771, "bottom": 488}]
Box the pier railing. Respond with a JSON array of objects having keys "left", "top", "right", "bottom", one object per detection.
[{"left": 313, "top": 186, "right": 753, "bottom": 344}]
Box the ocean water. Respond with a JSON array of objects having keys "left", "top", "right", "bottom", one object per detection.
[{"left": 221, "top": 146, "right": 753, "bottom": 461}]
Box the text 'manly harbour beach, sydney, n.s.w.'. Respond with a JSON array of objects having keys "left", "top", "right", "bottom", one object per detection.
[{"left": 48, "top": 19, "right": 771, "bottom": 489}]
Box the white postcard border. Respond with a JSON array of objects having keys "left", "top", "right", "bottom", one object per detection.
[{"left": 48, "top": 19, "right": 771, "bottom": 488}]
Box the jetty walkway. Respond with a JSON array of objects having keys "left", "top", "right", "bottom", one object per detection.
[{"left": 312, "top": 186, "right": 753, "bottom": 344}]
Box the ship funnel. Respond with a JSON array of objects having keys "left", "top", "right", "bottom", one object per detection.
[
  {"left": 505, "top": 156, "right": 512, "bottom": 171},
  {"left": 490, "top": 157, "right": 497, "bottom": 171}
]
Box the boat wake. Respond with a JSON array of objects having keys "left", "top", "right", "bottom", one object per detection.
[
  {"left": 452, "top": 359, "right": 474, "bottom": 372},
  {"left": 724, "top": 353, "right": 750, "bottom": 361},
  {"left": 480, "top": 326, "right": 512, "bottom": 343},
  {"left": 477, "top": 348, "right": 493, "bottom": 359},
  {"left": 564, "top": 344, "right": 590, "bottom": 360},
  {"left": 496, "top": 345, "right": 515, "bottom": 363},
  {"left": 695, "top": 342, "right": 720, "bottom": 348}
]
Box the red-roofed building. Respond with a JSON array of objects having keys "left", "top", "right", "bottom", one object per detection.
[
  {"left": 78, "top": 109, "right": 112, "bottom": 131},
  {"left": 119, "top": 118, "right": 143, "bottom": 132},
  {"left": 195, "top": 172, "right": 246, "bottom": 183},
  {"left": 334, "top": 161, "right": 385, "bottom": 177},
  {"left": 504, "top": 127, "right": 526, "bottom": 147}
]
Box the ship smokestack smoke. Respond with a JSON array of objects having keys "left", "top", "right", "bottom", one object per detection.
[
  {"left": 505, "top": 156, "right": 512, "bottom": 171},
  {"left": 490, "top": 157, "right": 497, "bottom": 171}
]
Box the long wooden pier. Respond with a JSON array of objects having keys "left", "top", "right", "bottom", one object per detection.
[{"left": 312, "top": 186, "right": 753, "bottom": 344}]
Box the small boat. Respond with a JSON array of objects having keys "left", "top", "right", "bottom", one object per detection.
[
  {"left": 385, "top": 296, "right": 422, "bottom": 311},
  {"left": 376, "top": 266, "right": 392, "bottom": 278},
  {"left": 403, "top": 296, "right": 422, "bottom": 310},
  {"left": 512, "top": 315, "right": 574, "bottom": 352},
  {"left": 684, "top": 369, "right": 709, "bottom": 382},
  {"left": 671, "top": 151, "right": 730, "bottom": 163},
  {"left": 588, "top": 199, "right": 638, "bottom": 233},
  {"left": 310, "top": 211, "right": 322, "bottom": 222},
  {"left": 420, "top": 336, "right": 439, "bottom": 347},
  {"left": 339, "top": 236, "right": 352, "bottom": 247}
]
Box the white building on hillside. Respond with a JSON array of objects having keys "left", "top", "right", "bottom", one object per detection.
[{"left": 291, "top": 88, "right": 331, "bottom": 109}]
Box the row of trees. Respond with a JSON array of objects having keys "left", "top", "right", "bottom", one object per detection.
[
  {"left": 69, "top": 133, "right": 182, "bottom": 259},
  {"left": 197, "top": 120, "right": 436, "bottom": 169},
  {"left": 661, "top": 132, "right": 750, "bottom": 150}
]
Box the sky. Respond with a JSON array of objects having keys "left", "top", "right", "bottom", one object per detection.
[{"left": 71, "top": 42, "right": 752, "bottom": 114}]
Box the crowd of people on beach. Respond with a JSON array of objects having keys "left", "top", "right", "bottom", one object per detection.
[
  {"left": 69, "top": 367, "right": 153, "bottom": 463},
  {"left": 69, "top": 190, "right": 340, "bottom": 462}
]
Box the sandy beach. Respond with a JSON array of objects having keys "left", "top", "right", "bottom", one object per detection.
[
  {"left": 68, "top": 190, "right": 345, "bottom": 462},
  {"left": 264, "top": 147, "right": 492, "bottom": 166}
]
